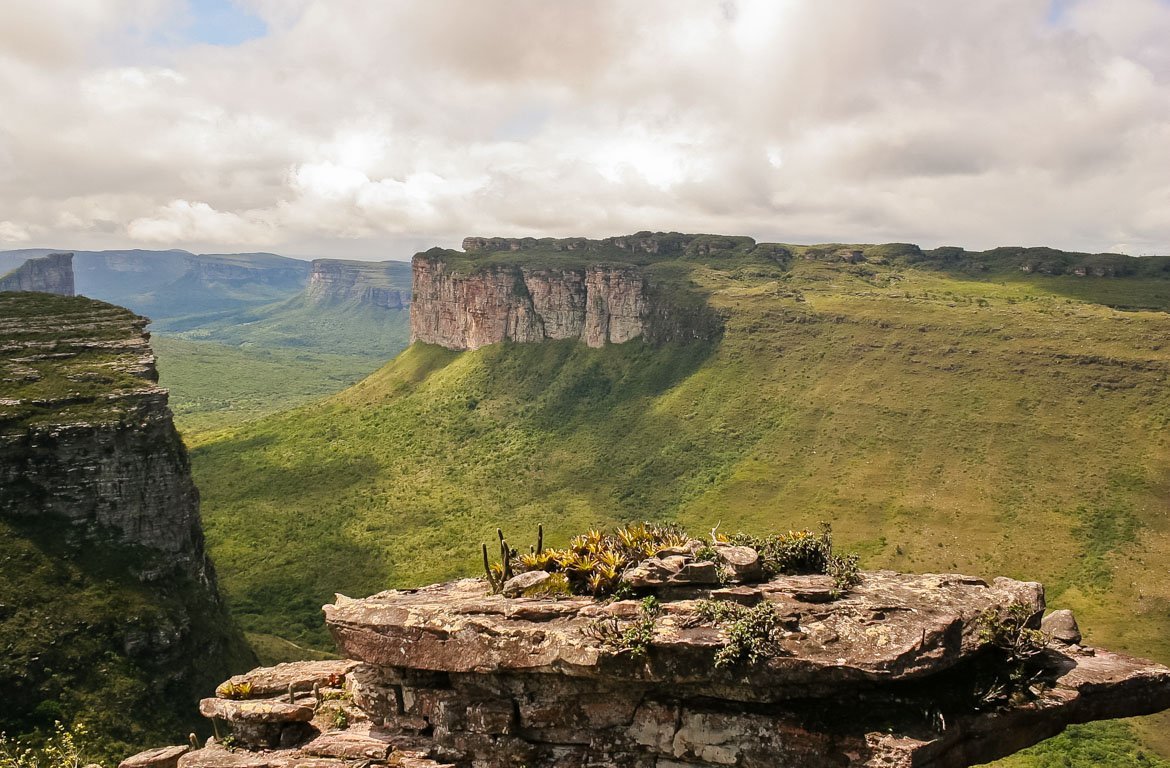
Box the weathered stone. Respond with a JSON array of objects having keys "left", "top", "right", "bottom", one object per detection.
[
  {"left": 144, "top": 567, "right": 1170, "bottom": 768},
  {"left": 219, "top": 660, "right": 358, "bottom": 698},
  {"left": 306, "top": 259, "right": 410, "bottom": 310},
  {"left": 621, "top": 557, "right": 686, "bottom": 589},
  {"left": 118, "top": 745, "right": 189, "bottom": 768},
  {"left": 502, "top": 570, "right": 551, "bottom": 597},
  {"left": 0, "top": 252, "right": 74, "bottom": 295},
  {"left": 199, "top": 698, "right": 315, "bottom": 724},
  {"left": 670, "top": 560, "right": 720, "bottom": 585},
  {"left": 712, "top": 544, "right": 762, "bottom": 582},
  {"left": 176, "top": 746, "right": 272, "bottom": 768},
  {"left": 300, "top": 725, "right": 394, "bottom": 760},
  {"left": 1041, "top": 609, "right": 1082, "bottom": 645}
]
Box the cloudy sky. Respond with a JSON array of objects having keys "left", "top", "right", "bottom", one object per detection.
[{"left": 1, "top": 0, "right": 1168, "bottom": 260}]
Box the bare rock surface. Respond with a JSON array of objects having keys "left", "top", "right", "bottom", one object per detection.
[
  {"left": 1042, "top": 609, "right": 1082, "bottom": 645},
  {"left": 324, "top": 572, "right": 1046, "bottom": 692},
  {"left": 221, "top": 660, "right": 359, "bottom": 697},
  {"left": 0, "top": 252, "right": 74, "bottom": 295},
  {"left": 160, "top": 571, "right": 1170, "bottom": 768},
  {"left": 409, "top": 235, "right": 724, "bottom": 350},
  {"left": 119, "top": 745, "right": 190, "bottom": 768}
]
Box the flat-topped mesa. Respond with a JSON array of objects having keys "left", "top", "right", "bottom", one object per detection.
[
  {"left": 307, "top": 258, "right": 413, "bottom": 310},
  {"left": 0, "top": 293, "right": 210, "bottom": 581},
  {"left": 0, "top": 251, "right": 75, "bottom": 295},
  {"left": 410, "top": 233, "right": 729, "bottom": 350}
]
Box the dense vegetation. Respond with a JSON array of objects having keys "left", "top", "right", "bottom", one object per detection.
[
  {"left": 188, "top": 247, "right": 1170, "bottom": 764},
  {"left": 153, "top": 338, "right": 385, "bottom": 434},
  {"left": 152, "top": 293, "right": 409, "bottom": 359},
  {"left": 0, "top": 493, "right": 255, "bottom": 764}
]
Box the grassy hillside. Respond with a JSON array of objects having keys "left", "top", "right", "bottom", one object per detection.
[
  {"left": 154, "top": 293, "right": 410, "bottom": 359},
  {"left": 153, "top": 337, "right": 386, "bottom": 434},
  {"left": 190, "top": 251, "right": 1170, "bottom": 764}
]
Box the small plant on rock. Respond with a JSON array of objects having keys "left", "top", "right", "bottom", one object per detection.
[
  {"left": 973, "top": 602, "right": 1050, "bottom": 708},
  {"left": 725, "top": 523, "right": 860, "bottom": 596},
  {"left": 214, "top": 680, "right": 253, "bottom": 700},
  {"left": 584, "top": 596, "right": 662, "bottom": 657},
  {"left": 694, "top": 600, "right": 787, "bottom": 669}
]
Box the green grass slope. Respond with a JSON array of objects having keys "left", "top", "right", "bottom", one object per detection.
[
  {"left": 154, "top": 293, "right": 410, "bottom": 359},
  {"left": 153, "top": 337, "right": 386, "bottom": 434},
  {"left": 191, "top": 251, "right": 1170, "bottom": 763}
]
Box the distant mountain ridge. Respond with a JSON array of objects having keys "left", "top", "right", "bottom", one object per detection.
[{"left": 0, "top": 252, "right": 74, "bottom": 295}]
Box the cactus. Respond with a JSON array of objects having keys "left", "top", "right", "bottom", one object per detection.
[{"left": 483, "top": 543, "right": 501, "bottom": 592}]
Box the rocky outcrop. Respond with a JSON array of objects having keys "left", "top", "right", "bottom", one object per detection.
[
  {"left": 0, "top": 293, "right": 208, "bottom": 581},
  {"left": 0, "top": 252, "right": 75, "bottom": 295},
  {"left": 0, "top": 291, "right": 254, "bottom": 745},
  {"left": 307, "top": 259, "right": 412, "bottom": 310},
  {"left": 148, "top": 569, "right": 1170, "bottom": 768},
  {"left": 410, "top": 239, "right": 722, "bottom": 350}
]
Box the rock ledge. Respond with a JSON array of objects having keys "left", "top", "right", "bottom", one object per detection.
[{"left": 130, "top": 570, "right": 1170, "bottom": 768}]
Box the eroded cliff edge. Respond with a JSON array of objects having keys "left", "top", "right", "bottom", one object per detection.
[
  {"left": 410, "top": 234, "right": 726, "bottom": 350},
  {"left": 0, "top": 292, "right": 254, "bottom": 755},
  {"left": 0, "top": 251, "right": 75, "bottom": 295},
  {"left": 308, "top": 258, "right": 412, "bottom": 310},
  {"left": 142, "top": 568, "right": 1170, "bottom": 768}
]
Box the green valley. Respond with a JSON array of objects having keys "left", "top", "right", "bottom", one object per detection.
[{"left": 186, "top": 241, "right": 1170, "bottom": 763}]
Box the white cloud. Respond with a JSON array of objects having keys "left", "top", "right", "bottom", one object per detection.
[
  {"left": 0, "top": 221, "right": 32, "bottom": 243},
  {"left": 127, "top": 200, "right": 272, "bottom": 244},
  {"left": 0, "top": 0, "right": 1168, "bottom": 257}
]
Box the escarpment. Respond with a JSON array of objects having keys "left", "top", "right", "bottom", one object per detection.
[
  {"left": 410, "top": 234, "right": 727, "bottom": 350},
  {"left": 0, "top": 292, "right": 254, "bottom": 752},
  {"left": 0, "top": 293, "right": 209, "bottom": 580},
  {"left": 0, "top": 251, "right": 75, "bottom": 295},
  {"left": 307, "top": 258, "right": 412, "bottom": 309}
]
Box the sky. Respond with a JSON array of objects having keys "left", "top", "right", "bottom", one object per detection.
[{"left": 1, "top": 0, "right": 1169, "bottom": 260}]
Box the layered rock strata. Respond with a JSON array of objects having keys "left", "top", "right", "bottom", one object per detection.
[
  {"left": 0, "top": 251, "right": 75, "bottom": 295},
  {"left": 410, "top": 249, "right": 720, "bottom": 350},
  {"left": 151, "top": 569, "right": 1170, "bottom": 768},
  {"left": 307, "top": 258, "right": 412, "bottom": 310},
  {"left": 0, "top": 293, "right": 209, "bottom": 581}
]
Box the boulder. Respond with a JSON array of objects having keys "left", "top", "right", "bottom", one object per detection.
[
  {"left": 199, "top": 698, "right": 315, "bottom": 724},
  {"left": 1042, "top": 609, "right": 1082, "bottom": 645},
  {"left": 502, "top": 570, "right": 551, "bottom": 597},
  {"left": 118, "top": 746, "right": 189, "bottom": 768},
  {"left": 713, "top": 544, "right": 762, "bottom": 582}
]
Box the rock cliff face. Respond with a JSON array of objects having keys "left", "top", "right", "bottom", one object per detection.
[
  {"left": 0, "top": 292, "right": 254, "bottom": 750},
  {"left": 410, "top": 236, "right": 723, "bottom": 350},
  {"left": 307, "top": 259, "right": 412, "bottom": 310},
  {"left": 0, "top": 251, "right": 75, "bottom": 295},
  {"left": 0, "top": 293, "right": 209, "bottom": 580},
  {"left": 141, "top": 567, "right": 1170, "bottom": 768}
]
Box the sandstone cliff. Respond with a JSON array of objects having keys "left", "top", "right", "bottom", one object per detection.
[
  {"left": 0, "top": 251, "right": 75, "bottom": 295},
  {"left": 0, "top": 293, "right": 209, "bottom": 580},
  {"left": 410, "top": 234, "right": 727, "bottom": 350},
  {"left": 0, "top": 292, "right": 254, "bottom": 750},
  {"left": 307, "top": 258, "right": 412, "bottom": 310}
]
